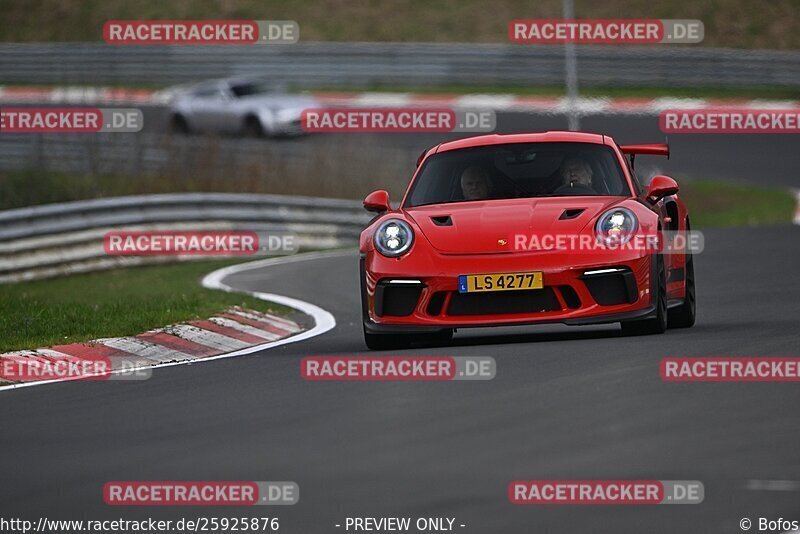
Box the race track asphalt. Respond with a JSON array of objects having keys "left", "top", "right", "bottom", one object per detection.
[{"left": 1, "top": 225, "right": 799, "bottom": 533}]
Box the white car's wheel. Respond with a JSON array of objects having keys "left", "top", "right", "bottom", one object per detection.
[{"left": 243, "top": 116, "right": 265, "bottom": 138}]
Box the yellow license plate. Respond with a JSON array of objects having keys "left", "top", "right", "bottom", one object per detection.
[{"left": 458, "top": 272, "right": 543, "bottom": 293}]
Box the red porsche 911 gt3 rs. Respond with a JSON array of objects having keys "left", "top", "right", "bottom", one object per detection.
[{"left": 359, "top": 131, "right": 696, "bottom": 350}]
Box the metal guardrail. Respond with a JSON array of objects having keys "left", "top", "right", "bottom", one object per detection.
[
  {"left": 0, "top": 133, "right": 415, "bottom": 195},
  {"left": 0, "top": 193, "right": 372, "bottom": 283},
  {"left": 0, "top": 133, "right": 314, "bottom": 175},
  {"left": 1, "top": 42, "right": 798, "bottom": 88},
  {"left": 0, "top": 132, "right": 416, "bottom": 209}
]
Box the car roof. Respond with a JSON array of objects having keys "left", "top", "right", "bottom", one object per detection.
[{"left": 435, "top": 131, "right": 613, "bottom": 154}]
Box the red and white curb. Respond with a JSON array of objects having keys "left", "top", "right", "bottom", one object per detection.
[
  {"left": 0, "top": 251, "right": 342, "bottom": 391},
  {"left": 317, "top": 92, "right": 800, "bottom": 116},
  {"left": 0, "top": 85, "right": 796, "bottom": 116},
  {"left": 0, "top": 306, "right": 302, "bottom": 385},
  {"left": 0, "top": 85, "right": 171, "bottom": 105}
]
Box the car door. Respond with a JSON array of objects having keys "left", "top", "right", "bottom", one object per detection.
[
  {"left": 208, "top": 83, "right": 242, "bottom": 133},
  {"left": 188, "top": 84, "right": 231, "bottom": 133}
]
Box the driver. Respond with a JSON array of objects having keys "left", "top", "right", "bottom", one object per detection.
[
  {"left": 558, "top": 157, "right": 594, "bottom": 190},
  {"left": 460, "top": 166, "right": 492, "bottom": 200}
]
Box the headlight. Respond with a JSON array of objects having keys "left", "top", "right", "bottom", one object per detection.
[
  {"left": 595, "top": 207, "right": 638, "bottom": 246},
  {"left": 374, "top": 219, "right": 414, "bottom": 257}
]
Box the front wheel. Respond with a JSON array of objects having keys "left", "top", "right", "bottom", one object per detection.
[
  {"left": 621, "top": 254, "right": 667, "bottom": 336},
  {"left": 668, "top": 250, "right": 696, "bottom": 328},
  {"left": 170, "top": 114, "right": 190, "bottom": 134},
  {"left": 243, "top": 116, "right": 265, "bottom": 138}
]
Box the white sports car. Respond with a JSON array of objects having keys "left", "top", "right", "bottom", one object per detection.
[{"left": 168, "top": 77, "right": 320, "bottom": 137}]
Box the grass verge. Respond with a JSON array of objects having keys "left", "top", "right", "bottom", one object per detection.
[
  {"left": 1, "top": 0, "right": 798, "bottom": 49},
  {"left": 0, "top": 259, "right": 293, "bottom": 353},
  {"left": 681, "top": 179, "right": 796, "bottom": 227}
]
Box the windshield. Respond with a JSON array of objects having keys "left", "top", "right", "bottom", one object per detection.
[{"left": 405, "top": 142, "right": 631, "bottom": 207}]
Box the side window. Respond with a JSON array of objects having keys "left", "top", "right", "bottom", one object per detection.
[
  {"left": 193, "top": 87, "right": 220, "bottom": 98},
  {"left": 193, "top": 84, "right": 229, "bottom": 99}
]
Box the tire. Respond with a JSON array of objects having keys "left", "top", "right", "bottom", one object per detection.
[
  {"left": 668, "top": 249, "right": 696, "bottom": 328},
  {"left": 243, "top": 116, "right": 265, "bottom": 138},
  {"left": 170, "top": 115, "right": 190, "bottom": 135},
  {"left": 363, "top": 328, "right": 453, "bottom": 351},
  {"left": 621, "top": 254, "right": 667, "bottom": 336}
]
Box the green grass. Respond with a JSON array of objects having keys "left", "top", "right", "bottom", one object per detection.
[
  {"left": 1, "top": 0, "right": 799, "bottom": 49},
  {"left": 681, "top": 179, "right": 796, "bottom": 227},
  {"left": 0, "top": 169, "right": 149, "bottom": 210},
  {"left": 0, "top": 260, "right": 293, "bottom": 352}
]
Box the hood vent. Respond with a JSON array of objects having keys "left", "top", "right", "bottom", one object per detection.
[{"left": 559, "top": 208, "right": 585, "bottom": 220}]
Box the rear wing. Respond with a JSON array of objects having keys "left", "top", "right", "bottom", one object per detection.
[
  {"left": 619, "top": 142, "right": 669, "bottom": 170},
  {"left": 619, "top": 143, "right": 670, "bottom": 158}
]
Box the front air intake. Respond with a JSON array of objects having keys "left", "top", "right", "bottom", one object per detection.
[
  {"left": 580, "top": 268, "right": 638, "bottom": 306},
  {"left": 447, "top": 288, "right": 561, "bottom": 316},
  {"left": 374, "top": 281, "right": 424, "bottom": 316}
]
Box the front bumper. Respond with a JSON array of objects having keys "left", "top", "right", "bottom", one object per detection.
[
  {"left": 361, "top": 247, "right": 656, "bottom": 333},
  {"left": 272, "top": 118, "right": 304, "bottom": 136}
]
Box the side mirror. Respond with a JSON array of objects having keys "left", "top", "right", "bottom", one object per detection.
[
  {"left": 646, "top": 175, "right": 679, "bottom": 203},
  {"left": 363, "top": 190, "right": 390, "bottom": 213}
]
